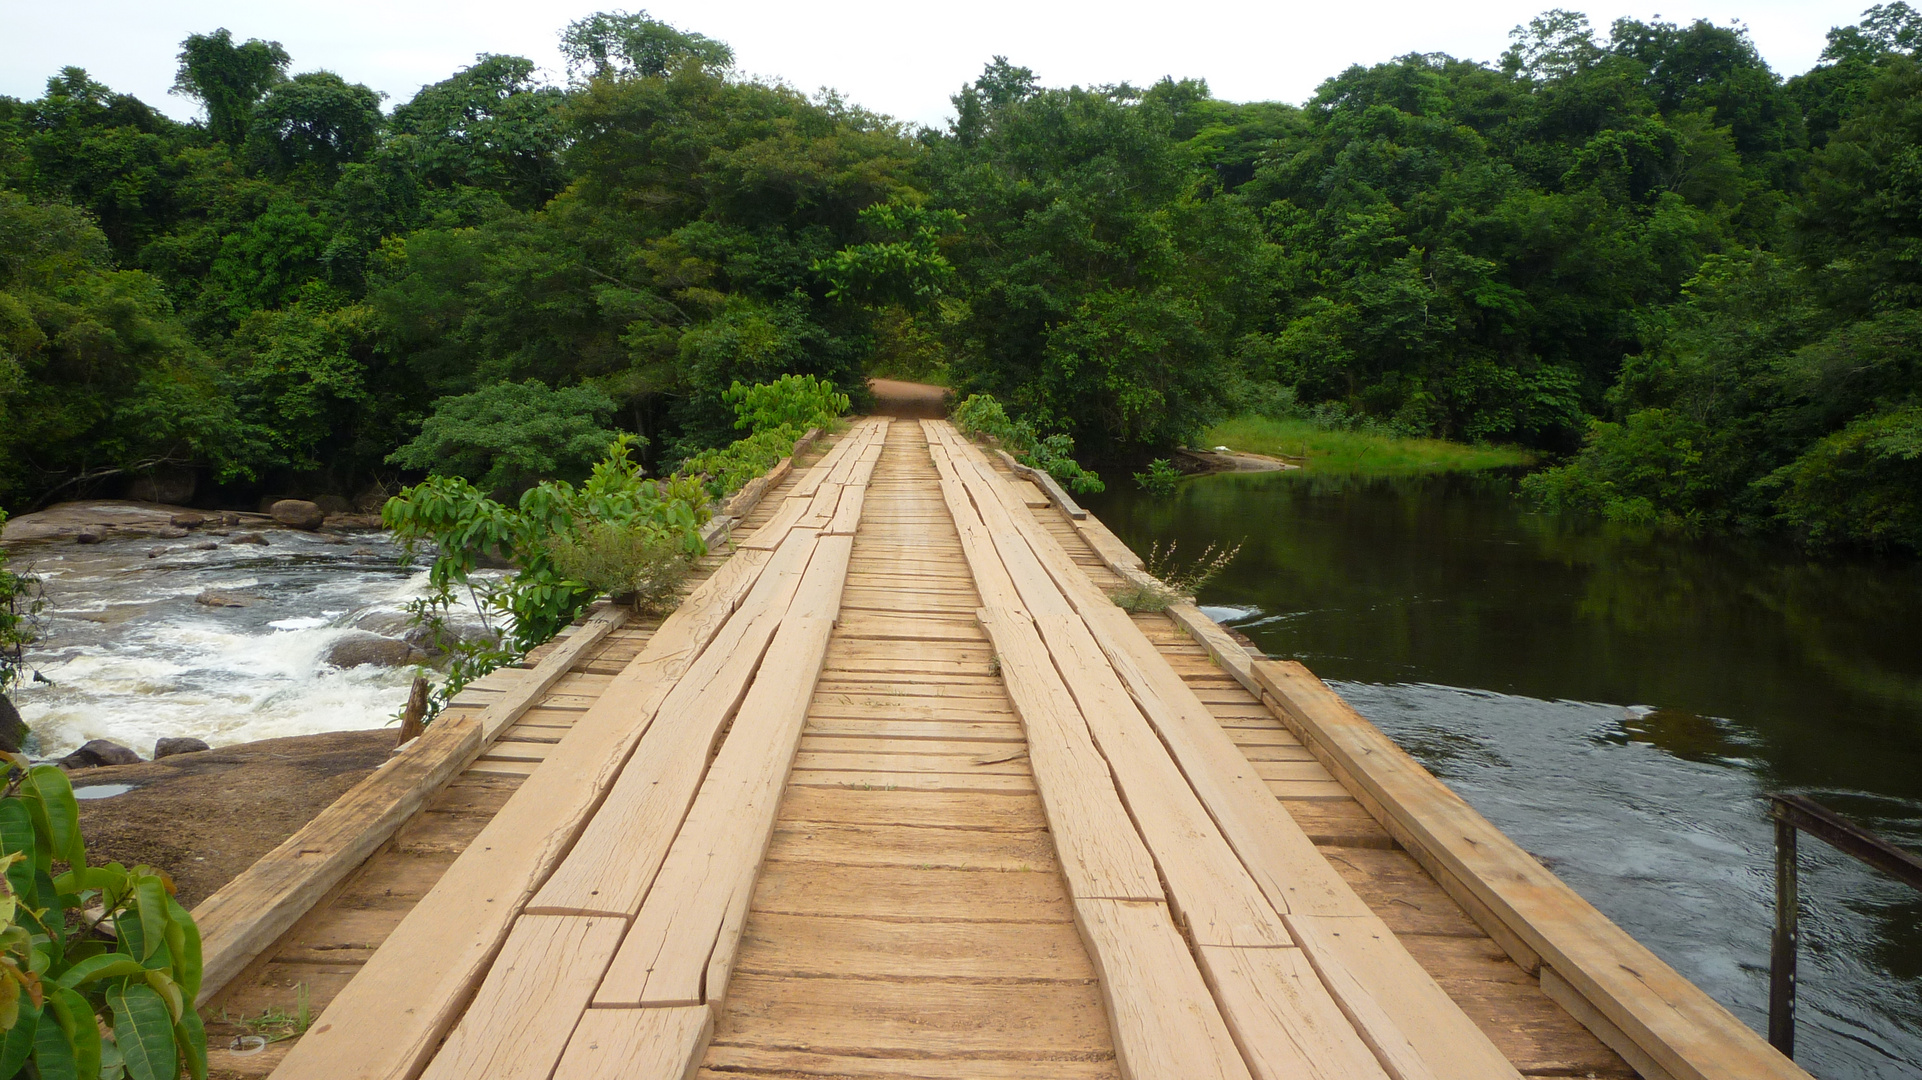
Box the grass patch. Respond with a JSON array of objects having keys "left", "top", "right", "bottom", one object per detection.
[{"left": 1203, "top": 416, "right": 1530, "bottom": 476}]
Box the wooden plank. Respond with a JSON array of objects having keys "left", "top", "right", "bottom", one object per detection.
[
  {"left": 1253, "top": 661, "right": 1808, "bottom": 1080},
  {"left": 1193, "top": 945, "right": 1391, "bottom": 1080},
  {"left": 728, "top": 911, "right": 1097, "bottom": 981},
  {"left": 595, "top": 535, "right": 852, "bottom": 1006},
  {"left": 472, "top": 605, "right": 630, "bottom": 742},
  {"left": 188, "top": 714, "right": 479, "bottom": 1008},
  {"left": 1286, "top": 913, "right": 1518, "bottom": 1080},
  {"left": 553, "top": 1006, "right": 711, "bottom": 1080},
  {"left": 419, "top": 915, "right": 626, "bottom": 1080},
  {"left": 1072, "top": 899, "right": 1252, "bottom": 1080},
  {"left": 272, "top": 543, "right": 785, "bottom": 1080},
  {"left": 972, "top": 606, "right": 1160, "bottom": 901},
  {"left": 935, "top": 423, "right": 1524, "bottom": 1080},
  {"left": 992, "top": 446, "right": 1086, "bottom": 518},
  {"left": 527, "top": 533, "right": 821, "bottom": 919}
]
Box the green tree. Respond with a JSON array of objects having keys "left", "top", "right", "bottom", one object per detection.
[
  {"left": 387, "top": 379, "right": 621, "bottom": 496},
  {"left": 172, "top": 28, "right": 290, "bottom": 147}
]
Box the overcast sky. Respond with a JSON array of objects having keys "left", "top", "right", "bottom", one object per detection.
[{"left": 0, "top": 1, "right": 1878, "bottom": 130}]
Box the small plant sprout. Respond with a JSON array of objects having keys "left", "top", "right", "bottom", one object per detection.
[{"left": 1109, "top": 539, "right": 1243, "bottom": 612}]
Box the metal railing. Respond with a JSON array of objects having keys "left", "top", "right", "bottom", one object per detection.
[{"left": 1768, "top": 793, "right": 1922, "bottom": 1059}]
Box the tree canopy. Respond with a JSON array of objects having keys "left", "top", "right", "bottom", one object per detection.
[{"left": 2, "top": 7, "right": 1921, "bottom": 551}]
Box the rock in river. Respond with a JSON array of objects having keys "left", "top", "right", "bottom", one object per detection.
[
  {"left": 323, "top": 633, "right": 425, "bottom": 669},
  {"left": 0, "top": 696, "right": 27, "bottom": 753},
  {"left": 270, "top": 499, "right": 326, "bottom": 530},
  {"left": 62, "top": 740, "right": 142, "bottom": 768},
  {"left": 154, "top": 737, "right": 211, "bottom": 759},
  {"left": 195, "top": 589, "right": 257, "bottom": 608}
]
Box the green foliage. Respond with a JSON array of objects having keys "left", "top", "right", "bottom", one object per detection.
[
  {"left": 679, "top": 375, "right": 847, "bottom": 497},
  {"left": 1766, "top": 405, "right": 1922, "bottom": 549},
  {"left": 950, "top": 393, "right": 1104, "bottom": 494},
  {"left": 387, "top": 380, "right": 621, "bottom": 497},
  {"left": 1133, "top": 459, "right": 1181, "bottom": 495},
  {"left": 0, "top": 510, "right": 42, "bottom": 699},
  {"left": 814, "top": 202, "right": 963, "bottom": 305},
  {"left": 0, "top": 759, "right": 208, "bottom": 1080},
  {"left": 722, "top": 374, "right": 848, "bottom": 435},
  {"left": 382, "top": 436, "right": 708, "bottom": 717},
  {"left": 559, "top": 11, "right": 734, "bottom": 80},
  {"left": 1206, "top": 416, "right": 1531, "bottom": 476},
  {"left": 7, "top": 8, "right": 1922, "bottom": 553},
  {"left": 1109, "top": 540, "right": 1242, "bottom": 612},
  {"left": 171, "top": 29, "right": 289, "bottom": 148},
  {"left": 547, "top": 522, "right": 691, "bottom": 611}
]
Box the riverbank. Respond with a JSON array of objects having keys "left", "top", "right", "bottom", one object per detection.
[{"left": 1204, "top": 415, "right": 1531, "bottom": 474}]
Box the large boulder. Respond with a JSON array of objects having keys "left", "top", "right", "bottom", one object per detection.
[
  {"left": 0, "top": 696, "right": 27, "bottom": 754},
  {"left": 61, "top": 740, "right": 142, "bottom": 769},
  {"left": 269, "top": 500, "right": 326, "bottom": 530},
  {"left": 323, "top": 633, "right": 426, "bottom": 669},
  {"left": 154, "top": 736, "right": 211, "bottom": 759}
]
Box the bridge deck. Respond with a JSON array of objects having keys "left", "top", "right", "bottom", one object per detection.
[{"left": 231, "top": 418, "right": 1678, "bottom": 1080}]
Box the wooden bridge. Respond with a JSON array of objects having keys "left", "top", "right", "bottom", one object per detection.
[{"left": 192, "top": 418, "right": 1809, "bottom": 1080}]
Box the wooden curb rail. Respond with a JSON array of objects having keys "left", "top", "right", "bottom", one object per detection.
[
  {"left": 1057, "top": 495, "right": 1811, "bottom": 1080},
  {"left": 190, "top": 603, "right": 628, "bottom": 1007},
  {"left": 190, "top": 433, "right": 825, "bottom": 1010}
]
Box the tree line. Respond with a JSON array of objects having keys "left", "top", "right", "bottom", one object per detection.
[{"left": 2, "top": 7, "right": 1920, "bottom": 551}]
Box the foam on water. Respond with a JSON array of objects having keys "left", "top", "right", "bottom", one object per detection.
[{"left": 4, "top": 529, "right": 470, "bottom": 758}]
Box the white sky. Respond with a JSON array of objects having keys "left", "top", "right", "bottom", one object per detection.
[{"left": 0, "top": 1, "right": 1876, "bottom": 130}]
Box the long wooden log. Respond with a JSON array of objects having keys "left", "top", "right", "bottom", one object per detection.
[
  {"left": 190, "top": 604, "right": 628, "bottom": 1006},
  {"left": 1253, "top": 660, "right": 1810, "bottom": 1080}
]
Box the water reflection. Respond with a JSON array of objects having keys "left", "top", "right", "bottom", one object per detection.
[{"left": 1083, "top": 470, "right": 1922, "bottom": 1079}]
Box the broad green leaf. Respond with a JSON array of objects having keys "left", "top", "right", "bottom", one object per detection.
[
  {"left": 164, "top": 899, "right": 200, "bottom": 1000},
  {"left": 0, "top": 800, "right": 36, "bottom": 900},
  {"left": 0, "top": 999, "right": 34, "bottom": 1077},
  {"left": 55, "top": 954, "right": 145, "bottom": 989},
  {"left": 26, "top": 766, "right": 84, "bottom": 868},
  {"left": 133, "top": 879, "right": 168, "bottom": 963},
  {"left": 143, "top": 970, "right": 182, "bottom": 1022},
  {"left": 108, "top": 982, "right": 176, "bottom": 1080},
  {"left": 54, "top": 987, "right": 103, "bottom": 1079},
  {"left": 173, "top": 1006, "right": 206, "bottom": 1080},
  {"left": 32, "top": 1000, "right": 78, "bottom": 1080},
  {"left": 0, "top": 967, "right": 16, "bottom": 1029}
]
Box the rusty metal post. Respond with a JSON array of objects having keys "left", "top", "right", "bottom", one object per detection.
[{"left": 1769, "top": 807, "right": 1798, "bottom": 1058}]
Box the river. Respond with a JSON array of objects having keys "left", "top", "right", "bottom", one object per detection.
[
  {"left": 1082, "top": 468, "right": 1922, "bottom": 1080},
  {"left": 4, "top": 528, "right": 446, "bottom": 758}
]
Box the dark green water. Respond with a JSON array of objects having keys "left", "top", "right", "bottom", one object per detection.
[{"left": 1082, "top": 469, "right": 1922, "bottom": 1080}]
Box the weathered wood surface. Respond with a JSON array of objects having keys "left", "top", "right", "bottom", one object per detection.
[
  {"left": 264, "top": 429, "right": 870, "bottom": 1080},
  {"left": 252, "top": 411, "right": 1754, "bottom": 1080},
  {"left": 1255, "top": 659, "right": 1807, "bottom": 1080},
  {"left": 190, "top": 604, "right": 628, "bottom": 1007}
]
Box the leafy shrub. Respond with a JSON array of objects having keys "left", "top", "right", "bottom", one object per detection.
[
  {"left": 0, "top": 759, "right": 207, "bottom": 1080},
  {"left": 1765, "top": 405, "right": 1922, "bottom": 550},
  {"left": 950, "top": 393, "right": 1104, "bottom": 494},
  {"left": 0, "top": 511, "right": 42, "bottom": 699},
  {"left": 1520, "top": 409, "right": 1734, "bottom": 529},
  {"left": 386, "top": 381, "right": 621, "bottom": 497},
  {"left": 383, "top": 436, "right": 708, "bottom": 718},
  {"left": 678, "top": 375, "right": 848, "bottom": 498},
  {"left": 547, "top": 523, "right": 692, "bottom": 612},
  {"left": 721, "top": 374, "right": 848, "bottom": 436},
  {"left": 1133, "top": 459, "right": 1181, "bottom": 495}
]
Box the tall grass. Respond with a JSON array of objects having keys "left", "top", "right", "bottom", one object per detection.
[{"left": 1204, "top": 416, "right": 1530, "bottom": 476}]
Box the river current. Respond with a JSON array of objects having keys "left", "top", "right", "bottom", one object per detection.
[
  {"left": 4, "top": 528, "right": 441, "bottom": 758},
  {"left": 1084, "top": 469, "right": 1922, "bottom": 1080}
]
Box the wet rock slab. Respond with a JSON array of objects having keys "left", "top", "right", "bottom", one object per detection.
[{"left": 72, "top": 730, "right": 396, "bottom": 908}]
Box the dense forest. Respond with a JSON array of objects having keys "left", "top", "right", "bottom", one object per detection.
[{"left": 2, "top": 7, "right": 1920, "bottom": 551}]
